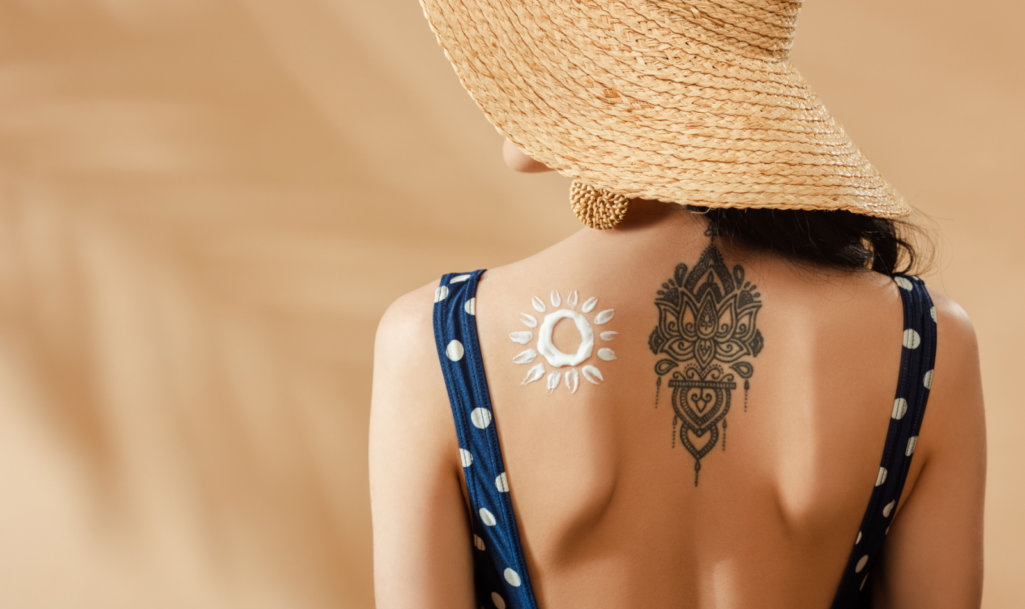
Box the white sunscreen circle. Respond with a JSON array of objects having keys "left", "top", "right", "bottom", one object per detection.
[{"left": 536, "top": 309, "right": 593, "bottom": 367}]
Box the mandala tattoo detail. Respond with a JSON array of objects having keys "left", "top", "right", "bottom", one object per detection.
[{"left": 648, "top": 244, "right": 764, "bottom": 486}]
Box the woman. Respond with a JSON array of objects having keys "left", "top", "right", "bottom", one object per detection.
[{"left": 370, "top": 1, "right": 985, "bottom": 608}]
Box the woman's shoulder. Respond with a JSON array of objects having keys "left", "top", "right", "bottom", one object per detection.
[
  {"left": 374, "top": 270, "right": 486, "bottom": 344},
  {"left": 907, "top": 279, "right": 981, "bottom": 417},
  {"left": 917, "top": 278, "right": 983, "bottom": 426},
  {"left": 837, "top": 273, "right": 980, "bottom": 396},
  {"left": 372, "top": 271, "right": 486, "bottom": 407},
  {"left": 925, "top": 283, "right": 977, "bottom": 347},
  {"left": 376, "top": 277, "right": 439, "bottom": 338},
  {"left": 374, "top": 277, "right": 447, "bottom": 389}
]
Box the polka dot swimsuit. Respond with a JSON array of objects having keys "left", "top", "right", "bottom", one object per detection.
[{"left": 432, "top": 270, "right": 937, "bottom": 609}]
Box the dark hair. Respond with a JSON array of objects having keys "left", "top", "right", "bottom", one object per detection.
[{"left": 685, "top": 206, "right": 931, "bottom": 276}]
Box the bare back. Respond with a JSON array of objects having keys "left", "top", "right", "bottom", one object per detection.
[{"left": 369, "top": 200, "right": 985, "bottom": 609}]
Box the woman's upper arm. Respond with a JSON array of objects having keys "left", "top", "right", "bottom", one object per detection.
[
  {"left": 874, "top": 291, "right": 986, "bottom": 608},
  {"left": 369, "top": 286, "right": 476, "bottom": 609}
]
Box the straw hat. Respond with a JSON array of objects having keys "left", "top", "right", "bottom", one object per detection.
[{"left": 418, "top": 0, "right": 911, "bottom": 219}]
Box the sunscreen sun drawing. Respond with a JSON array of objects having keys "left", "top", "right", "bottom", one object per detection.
[{"left": 509, "top": 290, "right": 617, "bottom": 394}]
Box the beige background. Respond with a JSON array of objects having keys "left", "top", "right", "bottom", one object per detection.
[{"left": 0, "top": 1, "right": 1021, "bottom": 607}]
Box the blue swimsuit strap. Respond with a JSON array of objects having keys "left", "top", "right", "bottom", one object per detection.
[
  {"left": 432, "top": 269, "right": 540, "bottom": 609},
  {"left": 829, "top": 274, "right": 938, "bottom": 608}
]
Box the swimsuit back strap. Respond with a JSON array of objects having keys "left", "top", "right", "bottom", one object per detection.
[
  {"left": 432, "top": 270, "right": 540, "bottom": 609},
  {"left": 830, "top": 274, "right": 938, "bottom": 608}
]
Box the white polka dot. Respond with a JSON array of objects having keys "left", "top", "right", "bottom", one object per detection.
[
  {"left": 882, "top": 499, "right": 896, "bottom": 518},
  {"left": 495, "top": 472, "right": 509, "bottom": 493},
  {"left": 470, "top": 408, "right": 492, "bottom": 429},
  {"left": 875, "top": 467, "right": 888, "bottom": 487},
  {"left": 902, "top": 328, "right": 921, "bottom": 349},
  {"left": 491, "top": 592, "right": 506, "bottom": 609},
  {"left": 891, "top": 398, "right": 908, "bottom": 420},
  {"left": 459, "top": 449, "right": 473, "bottom": 467},
  {"left": 930, "top": 305, "right": 937, "bottom": 322},
  {"left": 923, "top": 369, "right": 933, "bottom": 389},
  {"left": 894, "top": 276, "right": 913, "bottom": 291},
  {"left": 446, "top": 340, "right": 464, "bottom": 361},
  {"left": 464, "top": 297, "right": 476, "bottom": 315},
  {"left": 885, "top": 525, "right": 891, "bottom": 536},
  {"left": 860, "top": 573, "right": 869, "bottom": 591},
  {"left": 479, "top": 507, "right": 497, "bottom": 526},
  {"left": 450, "top": 274, "right": 471, "bottom": 283},
  {"left": 906, "top": 435, "right": 918, "bottom": 457},
  {"left": 855, "top": 531, "right": 862, "bottom": 544},
  {"left": 473, "top": 534, "right": 486, "bottom": 551},
  {"left": 504, "top": 568, "right": 522, "bottom": 587},
  {"left": 855, "top": 554, "right": 869, "bottom": 573},
  {"left": 434, "top": 285, "right": 449, "bottom": 302}
]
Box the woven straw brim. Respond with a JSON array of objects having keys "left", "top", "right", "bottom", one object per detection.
[{"left": 419, "top": 0, "right": 911, "bottom": 218}]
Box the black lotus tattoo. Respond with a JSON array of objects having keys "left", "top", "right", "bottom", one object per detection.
[{"left": 648, "top": 244, "right": 764, "bottom": 485}]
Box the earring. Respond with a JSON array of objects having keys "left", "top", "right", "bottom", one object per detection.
[{"left": 569, "top": 179, "right": 630, "bottom": 230}]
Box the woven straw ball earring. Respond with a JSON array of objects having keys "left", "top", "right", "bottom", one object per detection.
[{"left": 569, "top": 179, "right": 630, "bottom": 230}]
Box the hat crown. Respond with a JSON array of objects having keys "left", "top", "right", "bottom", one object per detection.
[{"left": 666, "top": 0, "right": 804, "bottom": 61}]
